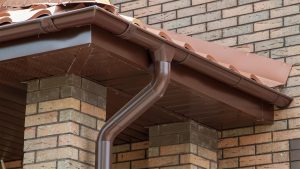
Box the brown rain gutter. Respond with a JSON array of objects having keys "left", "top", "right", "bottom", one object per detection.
[
  {"left": 0, "top": 6, "right": 292, "bottom": 107},
  {"left": 97, "top": 46, "right": 173, "bottom": 169}
]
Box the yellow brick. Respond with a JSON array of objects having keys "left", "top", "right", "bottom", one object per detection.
[
  {"left": 121, "top": 0, "right": 147, "bottom": 12},
  {"left": 59, "top": 134, "right": 95, "bottom": 152},
  {"left": 112, "top": 162, "right": 130, "bottom": 169},
  {"left": 81, "top": 102, "right": 106, "bottom": 120},
  {"left": 131, "top": 159, "right": 148, "bottom": 169},
  {"left": 79, "top": 150, "right": 95, "bottom": 165},
  {"left": 57, "top": 159, "right": 94, "bottom": 169},
  {"left": 254, "top": 0, "right": 282, "bottom": 11},
  {"left": 238, "top": 31, "right": 269, "bottom": 44},
  {"left": 290, "top": 66, "right": 300, "bottom": 76},
  {"left": 218, "top": 138, "right": 238, "bottom": 148},
  {"left": 23, "top": 152, "right": 35, "bottom": 164},
  {"left": 97, "top": 120, "right": 105, "bottom": 130},
  {"left": 26, "top": 103, "right": 37, "bottom": 115},
  {"left": 222, "top": 127, "right": 253, "bottom": 137},
  {"left": 24, "top": 136, "right": 57, "bottom": 151},
  {"left": 254, "top": 18, "right": 282, "bottom": 31},
  {"left": 25, "top": 111, "right": 58, "bottom": 127},
  {"left": 210, "top": 162, "right": 218, "bottom": 169},
  {"left": 160, "top": 144, "right": 191, "bottom": 155},
  {"left": 39, "top": 98, "right": 80, "bottom": 112},
  {"left": 274, "top": 107, "right": 300, "bottom": 120},
  {"left": 24, "top": 127, "right": 36, "bottom": 139},
  {"left": 256, "top": 141, "right": 289, "bottom": 154},
  {"left": 37, "top": 122, "right": 79, "bottom": 137},
  {"left": 289, "top": 118, "right": 300, "bottom": 129},
  {"left": 161, "top": 164, "right": 198, "bottom": 169},
  {"left": 273, "top": 129, "right": 300, "bottom": 141},
  {"left": 131, "top": 141, "right": 149, "bottom": 150},
  {"left": 36, "top": 147, "right": 78, "bottom": 162},
  {"left": 23, "top": 161, "right": 56, "bottom": 169},
  {"left": 147, "top": 155, "right": 179, "bottom": 168},
  {"left": 112, "top": 144, "right": 130, "bottom": 153},
  {"left": 59, "top": 109, "right": 97, "bottom": 129},
  {"left": 223, "top": 146, "right": 255, "bottom": 158},
  {"left": 223, "top": 5, "right": 253, "bottom": 18},
  {"left": 134, "top": 5, "right": 161, "bottom": 18},
  {"left": 218, "top": 158, "right": 238, "bottom": 169},
  {"left": 271, "top": 25, "right": 300, "bottom": 38},
  {"left": 255, "top": 120, "right": 287, "bottom": 133},
  {"left": 256, "top": 162, "right": 290, "bottom": 169},
  {"left": 198, "top": 146, "right": 217, "bottom": 161},
  {"left": 240, "top": 154, "right": 272, "bottom": 167},
  {"left": 236, "top": 44, "right": 254, "bottom": 53},
  {"left": 239, "top": 133, "right": 272, "bottom": 145},
  {"left": 112, "top": 154, "right": 117, "bottom": 163},
  {"left": 148, "top": 147, "right": 159, "bottom": 157},
  {"left": 272, "top": 45, "right": 300, "bottom": 58},
  {"left": 273, "top": 151, "right": 289, "bottom": 162},
  {"left": 287, "top": 96, "right": 300, "bottom": 107},
  {"left": 180, "top": 154, "right": 209, "bottom": 169},
  {"left": 80, "top": 126, "right": 99, "bottom": 141},
  {"left": 117, "top": 150, "right": 146, "bottom": 162}
]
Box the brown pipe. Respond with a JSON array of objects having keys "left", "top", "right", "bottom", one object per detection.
[
  {"left": 0, "top": 6, "right": 291, "bottom": 107},
  {"left": 96, "top": 47, "right": 173, "bottom": 169}
]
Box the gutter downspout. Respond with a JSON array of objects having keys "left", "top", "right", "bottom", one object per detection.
[{"left": 96, "top": 45, "right": 174, "bottom": 169}]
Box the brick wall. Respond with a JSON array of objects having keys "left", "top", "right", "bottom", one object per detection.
[
  {"left": 23, "top": 75, "right": 106, "bottom": 169},
  {"left": 112, "top": 121, "right": 218, "bottom": 169},
  {"left": 112, "top": 141, "right": 149, "bottom": 169},
  {"left": 147, "top": 122, "right": 218, "bottom": 169},
  {"left": 111, "top": 0, "right": 300, "bottom": 169}
]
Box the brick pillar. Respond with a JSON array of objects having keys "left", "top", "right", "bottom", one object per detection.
[
  {"left": 137, "top": 121, "right": 218, "bottom": 169},
  {"left": 23, "top": 75, "right": 106, "bottom": 169}
]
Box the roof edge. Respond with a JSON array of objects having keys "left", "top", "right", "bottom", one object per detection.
[{"left": 0, "top": 6, "right": 293, "bottom": 107}]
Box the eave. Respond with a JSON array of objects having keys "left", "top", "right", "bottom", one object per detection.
[{"left": 0, "top": 25, "right": 279, "bottom": 128}]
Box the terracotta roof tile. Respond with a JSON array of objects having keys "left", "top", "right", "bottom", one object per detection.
[
  {"left": 143, "top": 26, "right": 291, "bottom": 87},
  {"left": 0, "top": 1, "right": 292, "bottom": 88}
]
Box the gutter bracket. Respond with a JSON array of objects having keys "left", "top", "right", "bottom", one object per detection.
[
  {"left": 175, "top": 52, "right": 192, "bottom": 64},
  {"left": 115, "top": 22, "right": 137, "bottom": 39},
  {"left": 40, "top": 17, "right": 60, "bottom": 33}
]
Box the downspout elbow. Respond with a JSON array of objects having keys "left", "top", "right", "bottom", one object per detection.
[{"left": 96, "top": 44, "right": 174, "bottom": 169}]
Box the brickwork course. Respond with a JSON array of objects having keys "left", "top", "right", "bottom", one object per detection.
[
  {"left": 112, "top": 141, "right": 149, "bottom": 169},
  {"left": 147, "top": 122, "right": 218, "bottom": 169},
  {"left": 109, "top": 0, "right": 300, "bottom": 169},
  {"left": 23, "top": 75, "right": 106, "bottom": 169},
  {"left": 112, "top": 121, "right": 218, "bottom": 169}
]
